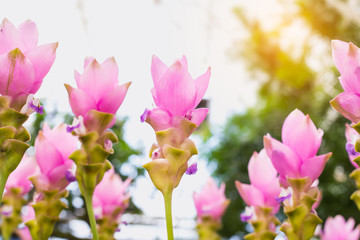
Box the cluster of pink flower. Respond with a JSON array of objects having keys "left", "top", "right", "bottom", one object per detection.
[{"left": 2, "top": 16, "right": 360, "bottom": 240}]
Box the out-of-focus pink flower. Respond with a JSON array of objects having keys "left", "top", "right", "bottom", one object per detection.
[
  {"left": 345, "top": 123, "right": 360, "bottom": 168},
  {"left": 193, "top": 178, "right": 229, "bottom": 222},
  {"left": 321, "top": 215, "right": 360, "bottom": 240},
  {"left": 330, "top": 40, "right": 360, "bottom": 124},
  {"left": 5, "top": 154, "right": 38, "bottom": 195},
  {"left": 65, "top": 57, "right": 131, "bottom": 122},
  {"left": 34, "top": 123, "right": 78, "bottom": 190},
  {"left": 141, "top": 55, "right": 210, "bottom": 131},
  {"left": 235, "top": 149, "right": 281, "bottom": 212},
  {"left": 17, "top": 205, "right": 35, "bottom": 240},
  {"left": 264, "top": 109, "right": 331, "bottom": 186},
  {"left": 93, "top": 168, "right": 131, "bottom": 219},
  {"left": 0, "top": 18, "right": 57, "bottom": 100}
]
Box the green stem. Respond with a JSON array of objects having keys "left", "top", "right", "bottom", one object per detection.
[
  {"left": 84, "top": 193, "right": 99, "bottom": 240},
  {"left": 163, "top": 190, "right": 174, "bottom": 240}
]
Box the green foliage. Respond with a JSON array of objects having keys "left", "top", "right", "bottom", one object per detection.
[{"left": 205, "top": 0, "right": 360, "bottom": 238}]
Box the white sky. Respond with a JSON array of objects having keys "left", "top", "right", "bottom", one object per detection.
[{"left": 0, "top": 0, "right": 285, "bottom": 239}]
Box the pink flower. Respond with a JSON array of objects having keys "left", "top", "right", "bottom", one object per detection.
[
  {"left": 17, "top": 205, "right": 35, "bottom": 240},
  {"left": 193, "top": 178, "right": 229, "bottom": 222},
  {"left": 93, "top": 168, "right": 131, "bottom": 219},
  {"left": 0, "top": 18, "right": 57, "bottom": 99},
  {"left": 235, "top": 149, "right": 281, "bottom": 212},
  {"left": 65, "top": 57, "right": 131, "bottom": 121},
  {"left": 34, "top": 123, "right": 78, "bottom": 190},
  {"left": 330, "top": 40, "right": 360, "bottom": 123},
  {"left": 345, "top": 123, "right": 360, "bottom": 168},
  {"left": 5, "top": 154, "right": 38, "bottom": 195},
  {"left": 141, "top": 55, "right": 210, "bottom": 131},
  {"left": 264, "top": 109, "right": 331, "bottom": 186},
  {"left": 321, "top": 215, "right": 360, "bottom": 240}
]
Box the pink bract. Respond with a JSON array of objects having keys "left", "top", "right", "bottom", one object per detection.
[
  {"left": 330, "top": 40, "right": 360, "bottom": 123},
  {"left": 193, "top": 178, "right": 229, "bottom": 222},
  {"left": 5, "top": 154, "right": 38, "bottom": 195},
  {"left": 264, "top": 109, "right": 331, "bottom": 186},
  {"left": 321, "top": 215, "right": 360, "bottom": 240},
  {"left": 143, "top": 55, "right": 210, "bottom": 131},
  {"left": 93, "top": 168, "right": 131, "bottom": 219},
  {"left": 235, "top": 149, "right": 281, "bottom": 212},
  {"left": 0, "top": 18, "right": 57, "bottom": 100},
  {"left": 34, "top": 123, "right": 78, "bottom": 190},
  {"left": 66, "top": 57, "right": 131, "bottom": 120}
]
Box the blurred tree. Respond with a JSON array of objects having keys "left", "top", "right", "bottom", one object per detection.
[
  {"left": 205, "top": 0, "right": 360, "bottom": 238},
  {"left": 26, "top": 106, "right": 143, "bottom": 239}
]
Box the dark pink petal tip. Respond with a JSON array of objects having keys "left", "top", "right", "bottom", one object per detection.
[
  {"left": 140, "top": 108, "right": 150, "bottom": 122},
  {"left": 185, "top": 162, "right": 198, "bottom": 175}
]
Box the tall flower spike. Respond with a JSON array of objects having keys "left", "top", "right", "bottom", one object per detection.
[
  {"left": 235, "top": 149, "right": 281, "bottom": 239},
  {"left": 142, "top": 55, "right": 211, "bottom": 240},
  {"left": 264, "top": 109, "right": 330, "bottom": 240},
  {"left": 65, "top": 57, "right": 129, "bottom": 240}
]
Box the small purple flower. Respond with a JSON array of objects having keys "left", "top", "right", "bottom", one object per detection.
[
  {"left": 185, "top": 162, "right": 198, "bottom": 175},
  {"left": 65, "top": 170, "right": 76, "bottom": 183},
  {"left": 140, "top": 108, "right": 150, "bottom": 122},
  {"left": 1, "top": 205, "right": 13, "bottom": 216},
  {"left": 30, "top": 100, "right": 44, "bottom": 114},
  {"left": 275, "top": 193, "right": 292, "bottom": 203},
  {"left": 66, "top": 123, "right": 80, "bottom": 133},
  {"left": 346, "top": 142, "right": 358, "bottom": 156},
  {"left": 240, "top": 207, "right": 255, "bottom": 222}
]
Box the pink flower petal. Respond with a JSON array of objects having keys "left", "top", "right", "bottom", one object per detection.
[
  {"left": 264, "top": 135, "right": 302, "bottom": 178},
  {"left": 156, "top": 61, "right": 196, "bottom": 116},
  {"left": 97, "top": 82, "right": 131, "bottom": 114},
  {"left": 27, "top": 43, "right": 58, "bottom": 93},
  {"left": 67, "top": 86, "right": 97, "bottom": 117},
  {"left": 151, "top": 55, "right": 168, "bottom": 88},
  {"left": 193, "top": 67, "right": 211, "bottom": 108},
  {"left": 190, "top": 108, "right": 208, "bottom": 127},
  {"left": 332, "top": 40, "right": 360, "bottom": 93},
  {"left": 235, "top": 181, "right": 264, "bottom": 207},
  {"left": 248, "top": 149, "right": 278, "bottom": 191},
  {"left": 0, "top": 19, "right": 25, "bottom": 54},
  {"left": 330, "top": 92, "right": 360, "bottom": 123},
  {"left": 300, "top": 153, "right": 331, "bottom": 181},
  {"left": 0, "top": 49, "right": 35, "bottom": 97},
  {"left": 145, "top": 108, "right": 172, "bottom": 131},
  {"left": 17, "top": 20, "right": 38, "bottom": 52},
  {"left": 282, "top": 109, "right": 323, "bottom": 160}
]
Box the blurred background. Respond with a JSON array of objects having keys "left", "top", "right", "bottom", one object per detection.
[{"left": 2, "top": 0, "right": 360, "bottom": 239}]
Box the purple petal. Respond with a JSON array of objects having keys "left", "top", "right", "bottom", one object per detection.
[
  {"left": 66, "top": 123, "right": 80, "bottom": 133},
  {"left": 30, "top": 100, "right": 43, "bottom": 114},
  {"left": 185, "top": 162, "right": 198, "bottom": 175},
  {"left": 275, "top": 193, "right": 291, "bottom": 203},
  {"left": 240, "top": 212, "right": 253, "bottom": 222},
  {"left": 65, "top": 170, "right": 76, "bottom": 183},
  {"left": 140, "top": 108, "right": 150, "bottom": 122},
  {"left": 346, "top": 142, "right": 358, "bottom": 156}
]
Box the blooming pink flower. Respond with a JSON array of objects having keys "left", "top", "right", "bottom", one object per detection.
[
  {"left": 330, "top": 40, "right": 360, "bottom": 123},
  {"left": 345, "top": 123, "right": 360, "bottom": 168},
  {"left": 93, "top": 168, "right": 131, "bottom": 219},
  {"left": 0, "top": 18, "right": 57, "bottom": 99},
  {"left": 5, "top": 154, "right": 38, "bottom": 195},
  {"left": 321, "top": 215, "right": 360, "bottom": 240},
  {"left": 65, "top": 57, "right": 131, "bottom": 121},
  {"left": 193, "top": 178, "right": 229, "bottom": 222},
  {"left": 141, "top": 55, "right": 210, "bottom": 131},
  {"left": 235, "top": 149, "right": 281, "bottom": 212},
  {"left": 264, "top": 109, "right": 331, "bottom": 186},
  {"left": 34, "top": 123, "right": 78, "bottom": 190}
]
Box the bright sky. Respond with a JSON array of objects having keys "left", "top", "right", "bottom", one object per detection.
[{"left": 1, "top": 0, "right": 284, "bottom": 239}]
